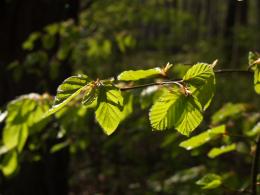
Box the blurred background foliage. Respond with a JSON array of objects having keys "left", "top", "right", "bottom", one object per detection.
[{"left": 0, "top": 0, "right": 259, "bottom": 194}]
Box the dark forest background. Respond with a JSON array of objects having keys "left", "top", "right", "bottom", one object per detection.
[{"left": 0, "top": 0, "right": 259, "bottom": 194}]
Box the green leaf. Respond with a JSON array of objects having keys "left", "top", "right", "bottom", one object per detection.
[
  {"left": 248, "top": 52, "right": 260, "bottom": 94},
  {"left": 117, "top": 68, "right": 162, "bottom": 81},
  {"left": 3, "top": 94, "right": 50, "bottom": 151},
  {"left": 248, "top": 51, "right": 259, "bottom": 66},
  {"left": 0, "top": 111, "right": 7, "bottom": 123},
  {"left": 140, "top": 86, "right": 165, "bottom": 109},
  {"left": 0, "top": 150, "right": 18, "bottom": 177},
  {"left": 50, "top": 141, "right": 70, "bottom": 153},
  {"left": 3, "top": 125, "right": 21, "bottom": 150},
  {"left": 179, "top": 125, "right": 226, "bottom": 150},
  {"left": 22, "top": 32, "right": 41, "bottom": 51},
  {"left": 211, "top": 103, "right": 249, "bottom": 125},
  {"left": 253, "top": 66, "right": 260, "bottom": 94},
  {"left": 247, "top": 122, "right": 260, "bottom": 137},
  {"left": 208, "top": 144, "right": 236, "bottom": 158},
  {"left": 121, "top": 93, "right": 133, "bottom": 121},
  {"left": 82, "top": 86, "right": 97, "bottom": 106},
  {"left": 196, "top": 173, "right": 222, "bottom": 189},
  {"left": 95, "top": 86, "right": 124, "bottom": 135},
  {"left": 0, "top": 146, "right": 8, "bottom": 156},
  {"left": 149, "top": 89, "right": 203, "bottom": 136},
  {"left": 46, "top": 74, "right": 91, "bottom": 117},
  {"left": 183, "top": 63, "right": 215, "bottom": 110}
]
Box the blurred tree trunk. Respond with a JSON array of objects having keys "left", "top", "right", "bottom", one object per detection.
[
  {"left": 0, "top": 1, "right": 79, "bottom": 195},
  {"left": 232, "top": 0, "right": 248, "bottom": 66},
  {"left": 257, "top": 0, "right": 260, "bottom": 27},
  {"left": 0, "top": 0, "right": 79, "bottom": 105}
]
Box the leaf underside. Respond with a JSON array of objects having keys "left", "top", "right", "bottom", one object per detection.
[
  {"left": 95, "top": 86, "right": 124, "bottom": 135},
  {"left": 149, "top": 89, "right": 203, "bottom": 136},
  {"left": 46, "top": 74, "right": 90, "bottom": 117},
  {"left": 117, "top": 68, "right": 162, "bottom": 81}
]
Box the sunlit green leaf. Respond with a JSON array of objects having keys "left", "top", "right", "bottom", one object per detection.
[
  {"left": 248, "top": 52, "right": 260, "bottom": 94},
  {"left": 248, "top": 51, "right": 259, "bottom": 66},
  {"left": 82, "top": 86, "right": 97, "bottom": 106},
  {"left": 208, "top": 144, "right": 236, "bottom": 158},
  {"left": 121, "top": 93, "right": 133, "bottom": 121},
  {"left": 0, "top": 111, "right": 7, "bottom": 123},
  {"left": 95, "top": 85, "right": 124, "bottom": 135},
  {"left": 0, "top": 150, "right": 18, "bottom": 177},
  {"left": 140, "top": 86, "right": 166, "bottom": 109},
  {"left": 117, "top": 68, "right": 162, "bottom": 81},
  {"left": 0, "top": 146, "right": 8, "bottom": 156},
  {"left": 183, "top": 63, "right": 215, "bottom": 110},
  {"left": 179, "top": 125, "right": 226, "bottom": 150},
  {"left": 196, "top": 173, "right": 222, "bottom": 189},
  {"left": 247, "top": 122, "right": 260, "bottom": 137},
  {"left": 46, "top": 74, "right": 91, "bottom": 117},
  {"left": 253, "top": 66, "right": 260, "bottom": 94},
  {"left": 3, "top": 94, "right": 50, "bottom": 151},
  {"left": 149, "top": 89, "right": 203, "bottom": 136}
]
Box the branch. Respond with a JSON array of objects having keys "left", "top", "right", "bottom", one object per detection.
[
  {"left": 119, "top": 68, "right": 253, "bottom": 91},
  {"left": 120, "top": 80, "right": 183, "bottom": 91},
  {"left": 215, "top": 69, "right": 253, "bottom": 74},
  {"left": 251, "top": 135, "right": 260, "bottom": 195}
]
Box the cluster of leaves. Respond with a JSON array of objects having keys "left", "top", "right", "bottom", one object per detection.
[
  {"left": 0, "top": 94, "right": 51, "bottom": 176},
  {"left": 45, "top": 62, "right": 215, "bottom": 137},
  {"left": 0, "top": 52, "right": 259, "bottom": 194},
  {"left": 249, "top": 51, "right": 260, "bottom": 94}
]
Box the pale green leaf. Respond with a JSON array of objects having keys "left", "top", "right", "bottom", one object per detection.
[
  {"left": 247, "top": 122, "right": 260, "bottom": 136},
  {"left": 121, "top": 93, "right": 133, "bottom": 121},
  {"left": 3, "top": 94, "right": 50, "bottom": 151},
  {"left": 208, "top": 144, "right": 236, "bottom": 158},
  {"left": 248, "top": 52, "right": 260, "bottom": 94},
  {"left": 248, "top": 51, "right": 259, "bottom": 67},
  {"left": 183, "top": 63, "right": 215, "bottom": 110},
  {"left": 118, "top": 68, "right": 162, "bottom": 81},
  {"left": 183, "top": 63, "right": 214, "bottom": 85},
  {"left": 3, "top": 125, "right": 29, "bottom": 152},
  {"left": 0, "top": 146, "right": 9, "bottom": 156},
  {"left": 0, "top": 111, "right": 7, "bottom": 123},
  {"left": 179, "top": 125, "right": 226, "bottom": 150},
  {"left": 211, "top": 103, "right": 248, "bottom": 125},
  {"left": 0, "top": 150, "right": 18, "bottom": 177},
  {"left": 46, "top": 74, "right": 91, "bottom": 117},
  {"left": 149, "top": 89, "right": 203, "bottom": 136},
  {"left": 140, "top": 86, "right": 166, "bottom": 109},
  {"left": 82, "top": 87, "right": 97, "bottom": 106},
  {"left": 254, "top": 66, "right": 260, "bottom": 94},
  {"left": 50, "top": 141, "right": 70, "bottom": 153},
  {"left": 196, "top": 173, "right": 222, "bottom": 189},
  {"left": 191, "top": 75, "right": 215, "bottom": 110},
  {"left": 95, "top": 86, "right": 124, "bottom": 135},
  {"left": 17, "top": 125, "right": 29, "bottom": 152},
  {"left": 3, "top": 125, "right": 20, "bottom": 150}
]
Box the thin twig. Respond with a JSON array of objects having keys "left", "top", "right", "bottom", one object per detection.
[
  {"left": 119, "top": 69, "right": 252, "bottom": 91},
  {"left": 251, "top": 135, "right": 260, "bottom": 195},
  {"left": 215, "top": 69, "right": 253, "bottom": 74},
  {"left": 119, "top": 80, "right": 183, "bottom": 91}
]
